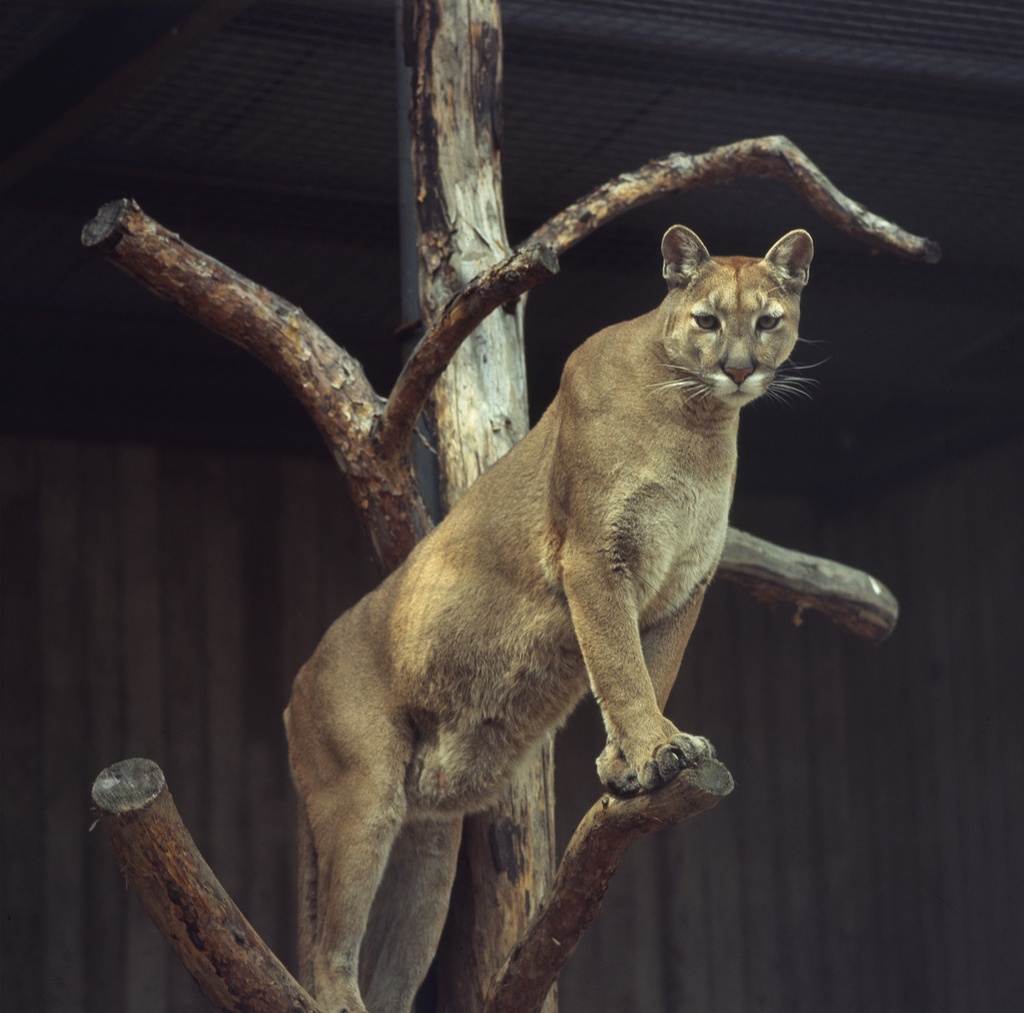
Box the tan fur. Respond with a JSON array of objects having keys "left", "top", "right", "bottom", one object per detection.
[{"left": 285, "top": 226, "right": 813, "bottom": 1013}]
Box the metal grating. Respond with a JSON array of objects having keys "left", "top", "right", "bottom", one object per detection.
[
  {"left": 49, "top": 0, "right": 1022, "bottom": 263},
  {"left": 503, "top": 0, "right": 1024, "bottom": 74}
]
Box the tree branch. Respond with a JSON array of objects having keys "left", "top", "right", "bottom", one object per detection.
[
  {"left": 527, "top": 134, "right": 941, "bottom": 263},
  {"left": 376, "top": 243, "right": 559, "bottom": 461},
  {"left": 91, "top": 758, "right": 323, "bottom": 1013},
  {"left": 81, "top": 199, "right": 380, "bottom": 453},
  {"left": 719, "top": 527, "right": 899, "bottom": 641},
  {"left": 484, "top": 759, "right": 735, "bottom": 1013},
  {"left": 82, "top": 198, "right": 429, "bottom": 571}
]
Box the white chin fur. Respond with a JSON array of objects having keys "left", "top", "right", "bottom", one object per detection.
[{"left": 711, "top": 375, "right": 765, "bottom": 404}]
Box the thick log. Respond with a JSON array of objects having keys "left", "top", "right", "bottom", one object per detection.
[
  {"left": 91, "top": 758, "right": 322, "bottom": 1013},
  {"left": 484, "top": 759, "right": 735, "bottom": 1013},
  {"left": 403, "top": 3, "right": 557, "bottom": 1011},
  {"left": 720, "top": 527, "right": 899, "bottom": 641},
  {"left": 407, "top": 0, "right": 534, "bottom": 505},
  {"left": 527, "top": 134, "right": 941, "bottom": 264}
]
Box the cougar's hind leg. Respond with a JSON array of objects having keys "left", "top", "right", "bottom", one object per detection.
[
  {"left": 295, "top": 795, "right": 318, "bottom": 992},
  {"left": 303, "top": 770, "right": 407, "bottom": 1013},
  {"left": 360, "top": 816, "right": 463, "bottom": 1013}
]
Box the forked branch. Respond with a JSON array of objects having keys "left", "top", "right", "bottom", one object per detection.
[
  {"left": 82, "top": 198, "right": 428, "bottom": 570},
  {"left": 376, "top": 242, "right": 559, "bottom": 460}
]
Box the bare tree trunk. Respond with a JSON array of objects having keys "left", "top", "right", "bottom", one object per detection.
[{"left": 402, "top": 2, "right": 557, "bottom": 1010}]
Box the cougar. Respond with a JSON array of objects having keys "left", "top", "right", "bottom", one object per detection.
[{"left": 285, "top": 224, "right": 813, "bottom": 1013}]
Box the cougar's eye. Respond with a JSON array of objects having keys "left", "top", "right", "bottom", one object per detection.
[
  {"left": 693, "top": 313, "right": 719, "bottom": 331},
  {"left": 758, "top": 313, "right": 781, "bottom": 331}
]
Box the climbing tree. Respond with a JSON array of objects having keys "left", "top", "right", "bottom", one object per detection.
[{"left": 85, "top": 2, "right": 935, "bottom": 1011}]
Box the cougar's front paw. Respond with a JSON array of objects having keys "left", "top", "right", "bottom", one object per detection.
[
  {"left": 596, "top": 742, "right": 643, "bottom": 797},
  {"left": 639, "top": 732, "right": 715, "bottom": 790},
  {"left": 598, "top": 733, "right": 716, "bottom": 796}
]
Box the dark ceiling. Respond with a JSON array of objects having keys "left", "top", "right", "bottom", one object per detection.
[{"left": 2, "top": 0, "right": 1022, "bottom": 508}]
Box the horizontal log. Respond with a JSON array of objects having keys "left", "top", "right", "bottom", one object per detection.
[
  {"left": 484, "top": 758, "right": 734, "bottom": 1013},
  {"left": 92, "top": 758, "right": 323, "bottom": 1013},
  {"left": 719, "top": 527, "right": 899, "bottom": 641}
]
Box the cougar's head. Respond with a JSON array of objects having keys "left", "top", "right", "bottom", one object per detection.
[{"left": 658, "top": 225, "right": 813, "bottom": 407}]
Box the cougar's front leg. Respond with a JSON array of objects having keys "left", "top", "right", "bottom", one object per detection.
[
  {"left": 596, "top": 588, "right": 716, "bottom": 793},
  {"left": 562, "top": 545, "right": 708, "bottom": 795}
]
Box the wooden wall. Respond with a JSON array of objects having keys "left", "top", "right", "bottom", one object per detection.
[
  {"left": 0, "top": 438, "right": 377, "bottom": 1012},
  {"left": 2, "top": 434, "right": 1022, "bottom": 1011}
]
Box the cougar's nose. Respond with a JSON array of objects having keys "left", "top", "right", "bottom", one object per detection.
[{"left": 724, "top": 364, "right": 754, "bottom": 385}]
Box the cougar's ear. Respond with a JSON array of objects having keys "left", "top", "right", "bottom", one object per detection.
[
  {"left": 764, "top": 229, "right": 814, "bottom": 292},
  {"left": 662, "top": 225, "right": 711, "bottom": 290}
]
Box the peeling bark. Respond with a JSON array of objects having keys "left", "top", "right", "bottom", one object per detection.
[{"left": 376, "top": 242, "right": 559, "bottom": 461}]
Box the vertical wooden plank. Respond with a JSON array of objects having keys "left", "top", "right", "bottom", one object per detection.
[
  {"left": 159, "top": 448, "right": 208, "bottom": 832},
  {"left": 761, "top": 499, "right": 829, "bottom": 1011},
  {"left": 950, "top": 442, "right": 1023, "bottom": 1008},
  {"left": 661, "top": 581, "right": 725, "bottom": 1011},
  {"left": 984, "top": 439, "right": 1024, "bottom": 1007},
  {"left": 117, "top": 443, "right": 169, "bottom": 1013},
  {"left": 81, "top": 444, "right": 127, "bottom": 1013},
  {"left": 279, "top": 458, "right": 323, "bottom": 680},
  {"left": 902, "top": 470, "right": 969, "bottom": 1011},
  {"left": 690, "top": 585, "right": 746, "bottom": 1013},
  {"left": 200, "top": 456, "right": 246, "bottom": 905},
  {"left": 314, "top": 451, "right": 380, "bottom": 626},
  {"left": 118, "top": 446, "right": 164, "bottom": 758},
  {"left": 0, "top": 439, "right": 44, "bottom": 1012},
  {"left": 837, "top": 498, "right": 911, "bottom": 1013},
  {"left": 709, "top": 579, "right": 780, "bottom": 1010},
  {"left": 38, "top": 442, "right": 88, "bottom": 1012},
  {"left": 809, "top": 525, "right": 860, "bottom": 1011},
  {"left": 629, "top": 835, "right": 669, "bottom": 1012},
  {"left": 158, "top": 449, "right": 212, "bottom": 1013},
  {"left": 939, "top": 460, "right": 988, "bottom": 1009},
  {"left": 236, "top": 453, "right": 291, "bottom": 960}
]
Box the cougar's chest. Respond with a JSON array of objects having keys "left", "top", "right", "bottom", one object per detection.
[{"left": 610, "top": 468, "right": 733, "bottom": 626}]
